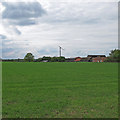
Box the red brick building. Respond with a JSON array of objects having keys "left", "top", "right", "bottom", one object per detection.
[
  {"left": 74, "top": 57, "right": 81, "bottom": 62},
  {"left": 92, "top": 57, "right": 106, "bottom": 62},
  {"left": 87, "top": 55, "right": 106, "bottom": 62}
]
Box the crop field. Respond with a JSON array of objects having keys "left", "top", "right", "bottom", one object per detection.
[{"left": 2, "top": 62, "right": 118, "bottom": 118}]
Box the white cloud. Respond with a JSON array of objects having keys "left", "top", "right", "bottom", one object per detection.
[{"left": 1, "top": 1, "right": 118, "bottom": 58}]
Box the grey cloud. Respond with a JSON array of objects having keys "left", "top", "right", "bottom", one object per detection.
[
  {"left": 0, "top": 34, "right": 7, "bottom": 39},
  {"left": 2, "top": 2, "right": 46, "bottom": 26},
  {"left": 1, "top": 2, "right": 117, "bottom": 58},
  {"left": 12, "top": 27, "right": 21, "bottom": 35},
  {"left": 2, "top": 45, "right": 24, "bottom": 59},
  {"left": 84, "top": 18, "right": 99, "bottom": 24},
  {"left": 2, "top": 49, "right": 16, "bottom": 59},
  {"left": 38, "top": 2, "right": 117, "bottom": 25},
  {"left": 2, "top": 48, "right": 13, "bottom": 53},
  {"left": 11, "top": 19, "right": 36, "bottom": 26},
  {"left": 38, "top": 48, "right": 58, "bottom": 56}
]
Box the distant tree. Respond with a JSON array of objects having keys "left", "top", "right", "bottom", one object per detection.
[
  {"left": 36, "top": 58, "right": 42, "bottom": 62},
  {"left": 51, "top": 57, "right": 58, "bottom": 62},
  {"left": 18, "top": 58, "right": 20, "bottom": 62},
  {"left": 42, "top": 56, "right": 51, "bottom": 62},
  {"left": 58, "top": 56, "right": 65, "bottom": 62},
  {"left": 24, "top": 53, "right": 34, "bottom": 62},
  {"left": 105, "top": 49, "right": 120, "bottom": 62},
  {"left": 50, "top": 56, "right": 65, "bottom": 62}
]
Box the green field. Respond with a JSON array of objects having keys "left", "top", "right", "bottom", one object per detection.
[{"left": 2, "top": 62, "right": 118, "bottom": 118}]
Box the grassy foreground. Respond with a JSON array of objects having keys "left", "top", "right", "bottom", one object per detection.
[{"left": 2, "top": 62, "right": 118, "bottom": 118}]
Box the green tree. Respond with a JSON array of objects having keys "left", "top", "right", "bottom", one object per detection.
[
  {"left": 51, "top": 56, "right": 65, "bottom": 62},
  {"left": 42, "top": 56, "right": 51, "bottom": 62},
  {"left": 105, "top": 49, "right": 120, "bottom": 62},
  {"left": 24, "top": 53, "right": 34, "bottom": 62},
  {"left": 57, "top": 56, "right": 65, "bottom": 62},
  {"left": 36, "top": 58, "right": 42, "bottom": 62},
  {"left": 51, "top": 57, "right": 58, "bottom": 62}
]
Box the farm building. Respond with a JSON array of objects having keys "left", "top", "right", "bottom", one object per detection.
[
  {"left": 87, "top": 55, "right": 106, "bottom": 62},
  {"left": 80, "top": 57, "right": 91, "bottom": 62},
  {"left": 87, "top": 55, "right": 106, "bottom": 58},
  {"left": 74, "top": 57, "right": 81, "bottom": 62},
  {"left": 74, "top": 55, "right": 106, "bottom": 62},
  {"left": 92, "top": 57, "right": 107, "bottom": 62}
]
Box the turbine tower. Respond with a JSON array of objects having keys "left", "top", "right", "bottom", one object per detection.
[{"left": 59, "top": 46, "right": 64, "bottom": 57}]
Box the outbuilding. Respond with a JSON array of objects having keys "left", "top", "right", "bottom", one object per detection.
[
  {"left": 74, "top": 57, "right": 81, "bottom": 62},
  {"left": 92, "top": 57, "right": 106, "bottom": 62}
]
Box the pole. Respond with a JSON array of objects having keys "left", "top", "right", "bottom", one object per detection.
[{"left": 59, "top": 46, "right": 61, "bottom": 57}]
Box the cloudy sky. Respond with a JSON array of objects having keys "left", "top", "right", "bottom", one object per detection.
[{"left": 0, "top": 0, "right": 118, "bottom": 59}]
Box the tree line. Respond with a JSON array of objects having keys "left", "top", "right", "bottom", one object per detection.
[
  {"left": 24, "top": 53, "right": 66, "bottom": 62},
  {"left": 2, "top": 49, "right": 120, "bottom": 62},
  {"left": 24, "top": 49, "right": 120, "bottom": 62}
]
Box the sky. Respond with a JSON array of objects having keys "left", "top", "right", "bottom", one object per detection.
[{"left": 0, "top": 0, "right": 118, "bottom": 59}]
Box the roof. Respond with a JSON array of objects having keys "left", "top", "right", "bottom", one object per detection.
[
  {"left": 75, "top": 57, "right": 81, "bottom": 59},
  {"left": 75, "top": 58, "right": 81, "bottom": 61},
  {"left": 87, "top": 55, "right": 106, "bottom": 58},
  {"left": 81, "top": 57, "right": 91, "bottom": 60},
  {"left": 92, "top": 57, "right": 107, "bottom": 60}
]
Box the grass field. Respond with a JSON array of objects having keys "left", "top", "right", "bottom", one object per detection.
[{"left": 2, "top": 62, "right": 118, "bottom": 118}]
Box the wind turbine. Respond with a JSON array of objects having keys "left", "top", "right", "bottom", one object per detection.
[{"left": 59, "top": 46, "right": 64, "bottom": 57}]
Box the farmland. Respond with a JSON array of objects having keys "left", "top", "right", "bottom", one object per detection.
[{"left": 2, "top": 62, "right": 118, "bottom": 118}]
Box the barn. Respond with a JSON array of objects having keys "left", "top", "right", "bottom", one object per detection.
[
  {"left": 74, "top": 57, "right": 81, "bottom": 62},
  {"left": 92, "top": 57, "right": 107, "bottom": 62},
  {"left": 87, "top": 55, "right": 106, "bottom": 62}
]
